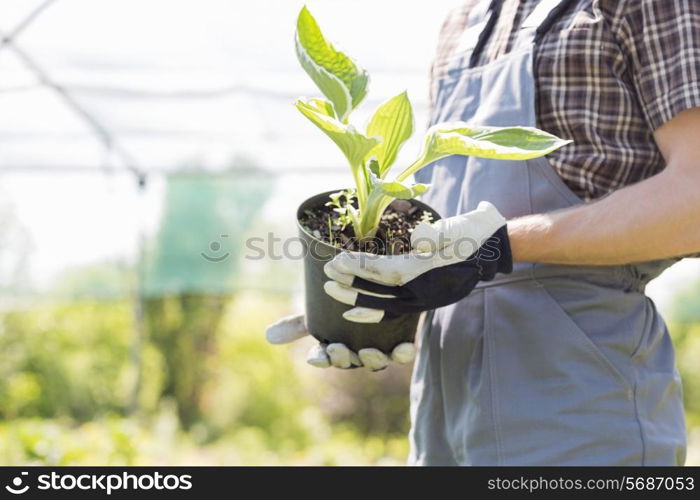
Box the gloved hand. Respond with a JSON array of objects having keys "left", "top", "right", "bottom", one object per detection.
[
  {"left": 265, "top": 314, "right": 416, "bottom": 371},
  {"left": 323, "top": 201, "right": 512, "bottom": 323}
]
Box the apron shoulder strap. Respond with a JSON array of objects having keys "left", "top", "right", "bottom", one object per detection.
[
  {"left": 521, "top": 0, "right": 578, "bottom": 42},
  {"left": 468, "top": 0, "right": 577, "bottom": 68},
  {"left": 468, "top": 0, "right": 505, "bottom": 68}
]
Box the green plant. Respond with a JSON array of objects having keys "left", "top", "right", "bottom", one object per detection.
[
  {"left": 294, "top": 6, "right": 571, "bottom": 241},
  {"left": 325, "top": 189, "right": 355, "bottom": 231}
]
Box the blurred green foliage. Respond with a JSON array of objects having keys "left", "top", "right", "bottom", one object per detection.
[
  {"left": 0, "top": 415, "right": 409, "bottom": 466},
  {"left": 145, "top": 294, "right": 227, "bottom": 428},
  {"left": 670, "top": 323, "right": 700, "bottom": 428},
  {"left": 670, "top": 280, "right": 700, "bottom": 429},
  {"left": 0, "top": 301, "right": 134, "bottom": 420},
  {"left": 0, "top": 294, "right": 412, "bottom": 465},
  {"left": 2, "top": 266, "right": 700, "bottom": 464}
]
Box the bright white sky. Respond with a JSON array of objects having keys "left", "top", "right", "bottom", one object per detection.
[{"left": 0, "top": 0, "right": 697, "bottom": 310}]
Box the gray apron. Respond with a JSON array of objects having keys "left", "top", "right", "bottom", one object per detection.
[{"left": 408, "top": 0, "right": 686, "bottom": 466}]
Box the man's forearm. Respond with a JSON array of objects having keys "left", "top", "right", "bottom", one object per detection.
[{"left": 507, "top": 166, "right": 700, "bottom": 266}]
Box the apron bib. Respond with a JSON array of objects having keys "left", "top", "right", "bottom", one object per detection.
[{"left": 408, "top": 0, "right": 686, "bottom": 466}]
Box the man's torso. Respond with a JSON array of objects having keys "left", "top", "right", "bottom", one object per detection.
[{"left": 431, "top": 0, "right": 699, "bottom": 201}]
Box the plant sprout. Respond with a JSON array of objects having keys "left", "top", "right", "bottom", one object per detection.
[{"left": 295, "top": 6, "right": 570, "bottom": 241}]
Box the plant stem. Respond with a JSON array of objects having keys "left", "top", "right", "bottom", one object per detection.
[
  {"left": 352, "top": 163, "right": 367, "bottom": 208},
  {"left": 356, "top": 192, "right": 392, "bottom": 241}
]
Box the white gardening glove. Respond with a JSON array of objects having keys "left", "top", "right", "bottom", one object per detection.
[
  {"left": 265, "top": 313, "right": 416, "bottom": 371},
  {"left": 323, "top": 201, "right": 510, "bottom": 323}
]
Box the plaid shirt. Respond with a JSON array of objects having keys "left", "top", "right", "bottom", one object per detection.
[{"left": 431, "top": 0, "right": 700, "bottom": 201}]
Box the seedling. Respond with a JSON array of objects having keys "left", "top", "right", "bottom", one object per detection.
[
  {"left": 324, "top": 189, "right": 355, "bottom": 232},
  {"left": 295, "top": 6, "right": 570, "bottom": 241}
]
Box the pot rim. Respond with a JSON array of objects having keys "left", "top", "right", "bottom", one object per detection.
[
  {"left": 296, "top": 189, "right": 350, "bottom": 254},
  {"left": 295, "top": 188, "right": 441, "bottom": 255}
]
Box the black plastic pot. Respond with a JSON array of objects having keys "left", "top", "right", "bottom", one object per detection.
[{"left": 296, "top": 190, "right": 441, "bottom": 353}]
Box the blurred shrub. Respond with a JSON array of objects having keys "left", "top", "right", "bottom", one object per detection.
[
  {"left": 668, "top": 323, "right": 700, "bottom": 428},
  {"left": 320, "top": 367, "right": 411, "bottom": 436},
  {"left": 670, "top": 280, "right": 700, "bottom": 427},
  {"left": 0, "top": 413, "right": 409, "bottom": 466},
  {"left": 0, "top": 293, "right": 411, "bottom": 464},
  {"left": 203, "top": 294, "right": 331, "bottom": 448},
  {"left": 0, "top": 301, "right": 136, "bottom": 420},
  {"left": 2, "top": 286, "right": 700, "bottom": 465},
  {"left": 145, "top": 294, "right": 227, "bottom": 429}
]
